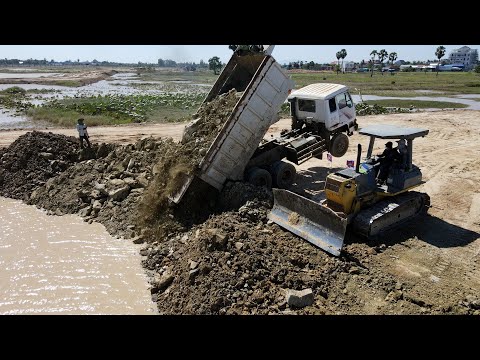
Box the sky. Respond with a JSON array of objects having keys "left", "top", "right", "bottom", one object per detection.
[{"left": 0, "top": 45, "right": 478, "bottom": 65}]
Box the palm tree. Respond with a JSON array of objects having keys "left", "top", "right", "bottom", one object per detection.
[
  {"left": 340, "top": 49, "right": 347, "bottom": 73},
  {"left": 435, "top": 46, "right": 446, "bottom": 76},
  {"left": 388, "top": 52, "right": 398, "bottom": 66},
  {"left": 370, "top": 50, "right": 377, "bottom": 77},
  {"left": 378, "top": 49, "right": 388, "bottom": 75},
  {"left": 336, "top": 51, "right": 342, "bottom": 74}
]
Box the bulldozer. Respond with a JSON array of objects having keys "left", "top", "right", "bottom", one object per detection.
[{"left": 268, "top": 124, "right": 431, "bottom": 256}]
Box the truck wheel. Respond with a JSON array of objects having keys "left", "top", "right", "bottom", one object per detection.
[
  {"left": 246, "top": 168, "right": 272, "bottom": 189},
  {"left": 330, "top": 133, "right": 349, "bottom": 157},
  {"left": 272, "top": 161, "right": 296, "bottom": 189}
]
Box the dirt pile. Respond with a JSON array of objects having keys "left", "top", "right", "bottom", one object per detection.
[
  {"left": 0, "top": 131, "right": 80, "bottom": 200},
  {"left": 28, "top": 137, "right": 162, "bottom": 239},
  {"left": 140, "top": 193, "right": 391, "bottom": 314}
]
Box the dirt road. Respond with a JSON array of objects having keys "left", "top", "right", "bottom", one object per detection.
[
  {"left": 0, "top": 123, "right": 184, "bottom": 148},
  {"left": 2, "top": 109, "right": 479, "bottom": 313}
]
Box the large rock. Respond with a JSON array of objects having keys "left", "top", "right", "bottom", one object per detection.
[
  {"left": 109, "top": 186, "right": 130, "bottom": 201},
  {"left": 285, "top": 288, "right": 314, "bottom": 308},
  {"left": 151, "top": 271, "right": 175, "bottom": 294},
  {"left": 182, "top": 118, "right": 201, "bottom": 144},
  {"left": 109, "top": 179, "right": 125, "bottom": 187}
]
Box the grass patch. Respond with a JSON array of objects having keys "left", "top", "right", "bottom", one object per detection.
[
  {"left": 364, "top": 99, "right": 468, "bottom": 109},
  {"left": 26, "top": 92, "right": 204, "bottom": 126},
  {"left": 26, "top": 107, "right": 130, "bottom": 126},
  {"left": 0, "top": 86, "right": 26, "bottom": 96},
  {"left": 26, "top": 88, "right": 60, "bottom": 94},
  {"left": 290, "top": 71, "right": 480, "bottom": 95},
  {"left": 47, "top": 79, "right": 84, "bottom": 87},
  {"left": 138, "top": 69, "right": 218, "bottom": 84}
]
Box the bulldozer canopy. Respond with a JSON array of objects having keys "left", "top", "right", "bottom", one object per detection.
[{"left": 359, "top": 125, "right": 429, "bottom": 139}]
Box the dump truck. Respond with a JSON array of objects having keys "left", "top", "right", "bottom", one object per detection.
[
  {"left": 268, "top": 125, "right": 431, "bottom": 256},
  {"left": 170, "top": 46, "right": 357, "bottom": 203}
]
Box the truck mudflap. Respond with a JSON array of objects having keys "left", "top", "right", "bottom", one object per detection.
[{"left": 268, "top": 189, "right": 348, "bottom": 256}]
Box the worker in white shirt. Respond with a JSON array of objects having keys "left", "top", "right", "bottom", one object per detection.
[{"left": 76, "top": 118, "right": 91, "bottom": 149}]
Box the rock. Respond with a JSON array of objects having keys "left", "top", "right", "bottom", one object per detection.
[
  {"left": 395, "top": 282, "right": 403, "bottom": 290},
  {"left": 78, "top": 206, "right": 92, "bottom": 217},
  {"left": 152, "top": 163, "right": 162, "bottom": 176},
  {"left": 180, "top": 234, "right": 189, "bottom": 244},
  {"left": 92, "top": 200, "right": 103, "bottom": 211},
  {"left": 137, "top": 176, "right": 149, "bottom": 188},
  {"left": 139, "top": 248, "right": 149, "bottom": 256},
  {"left": 151, "top": 272, "right": 174, "bottom": 294},
  {"left": 45, "top": 178, "right": 56, "bottom": 191},
  {"left": 131, "top": 235, "right": 145, "bottom": 244},
  {"left": 94, "top": 182, "right": 106, "bottom": 191},
  {"left": 90, "top": 189, "right": 106, "bottom": 200},
  {"left": 122, "top": 156, "right": 131, "bottom": 168},
  {"left": 109, "top": 178, "right": 125, "bottom": 187},
  {"left": 285, "top": 288, "right": 314, "bottom": 308},
  {"left": 189, "top": 260, "right": 198, "bottom": 270},
  {"left": 466, "top": 295, "right": 480, "bottom": 309},
  {"left": 109, "top": 186, "right": 130, "bottom": 202},
  {"left": 385, "top": 290, "right": 403, "bottom": 302},
  {"left": 205, "top": 228, "right": 228, "bottom": 250},
  {"left": 123, "top": 177, "right": 138, "bottom": 188},
  {"left": 182, "top": 118, "right": 201, "bottom": 143},
  {"left": 96, "top": 143, "right": 109, "bottom": 158},
  {"left": 54, "top": 208, "right": 64, "bottom": 216},
  {"left": 39, "top": 152, "right": 54, "bottom": 160},
  {"left": 235, "top": 242, "right": 244, "bottom": 250},
  {"left": 348, "top": 266, "right": 361, "bottom": 275},
  {"left": 127, "top": 159, "right": 135, "bottom": 171},
  {"left": 189, "top": 268, "right": 200, "bottom": 282}
]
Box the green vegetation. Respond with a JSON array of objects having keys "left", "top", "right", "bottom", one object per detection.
[
  {"left": 26, "top": 88, "right": 60, "bottom": 94},
  {"left": 25, "top": 108, "right": 121, "bottom": 127},
  {"left": 435, "top": 46, "right": 446, "bottom": 76},
  {"left": 137, "top": 69, "right": 217, "bottom": 84},
  {"left": 0, "top": 86, "right": 26, "bottom": 96},
  {"left": 363, "top": 99, "right": 468, "bottom": 109},
  {"left": 355, "top": 102, "right": 412, "bottom": 116},
  {"left": 26, "top": 93, "right": 205, "bottom": 126},
  {"left": 0, "top": 86, "right": 34, "bottom": 112},
  {"left": 290, "top": 71, "right": 480, "bottom": 96},
  {"left": 208, "top": 56, "right": 222, "bottom": 75}
]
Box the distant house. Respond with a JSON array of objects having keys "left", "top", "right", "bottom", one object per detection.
[
  {"left": 448, "top": 46, "right": 478, "bottom": 70},
  {"left": 342, "top": 61, "right": 355, "bottom": 72}
]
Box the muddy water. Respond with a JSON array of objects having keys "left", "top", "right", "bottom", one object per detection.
[{"left": 0, "top": 197, "right": 156, "bottom": 315}]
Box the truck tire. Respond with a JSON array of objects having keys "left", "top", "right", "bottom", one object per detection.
[
  {"left": 272, "top": 161, "right": 296, "bottom": 189},
  {"left": 246, "top": 167, "right": 272, "bottom": 188},
  {"left": 330, "top": 133, "right": 349, "bottom": 157}
]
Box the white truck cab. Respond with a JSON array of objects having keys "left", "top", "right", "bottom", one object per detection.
[{"left": 288, "top": 83, "right": 358, "bottom": 157}]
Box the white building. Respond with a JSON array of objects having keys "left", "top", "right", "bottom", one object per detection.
[
  {"left": 342, "top": 61, "right": 355, "bottom": 72},
  {"left": 448, "top": 46, "right": 478, "bottom": 70}
]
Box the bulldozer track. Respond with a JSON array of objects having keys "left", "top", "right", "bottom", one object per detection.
[{"left": 353, "top": 191, "right": 430, "bottom": 239}]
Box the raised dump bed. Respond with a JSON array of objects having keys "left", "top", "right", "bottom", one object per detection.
[{"left": 170, "top": 51, "right": 294, "bottom": 203}]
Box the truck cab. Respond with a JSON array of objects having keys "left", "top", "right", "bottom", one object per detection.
[{"left": 288, "top": 83, "right": 358, "bottom": 157}]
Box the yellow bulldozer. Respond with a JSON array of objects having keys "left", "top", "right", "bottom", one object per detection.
[{"left": 268, "top": 124, "right": 431, "bottom": 256}]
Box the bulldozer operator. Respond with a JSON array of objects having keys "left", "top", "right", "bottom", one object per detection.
[{"left": 374, "top": 141, "right": 402, "bottom": 184}]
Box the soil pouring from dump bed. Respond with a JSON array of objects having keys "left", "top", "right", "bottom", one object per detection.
[{"left": 137, "top": 88, "right": 240, "bottom": 240}]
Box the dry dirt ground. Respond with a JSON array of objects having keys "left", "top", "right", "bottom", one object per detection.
[
  {"left": 0, "top": 69, "right": 117, "bottom": 86},
  {"left": 1, "top": 109, "right": 479, "bottom": 314}
]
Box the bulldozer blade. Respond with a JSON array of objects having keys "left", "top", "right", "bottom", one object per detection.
[{"left": 268, "top": 189, "right": 348, "bottom": 256}]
